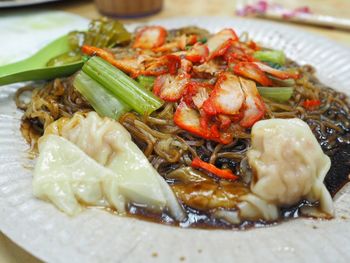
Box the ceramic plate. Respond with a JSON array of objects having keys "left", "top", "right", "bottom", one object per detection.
[{"left": 0, "top": 14, "right": 350, "bottom": 263}]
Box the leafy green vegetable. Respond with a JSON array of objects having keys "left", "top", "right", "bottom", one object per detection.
[
  {"left": 82, "top": 57, "right": 163, "bottom": 115},
  {"left": 258, "top": 87, "right": 293, "bottom": 102},
  {"left": 253, "top": 50, "right": 286, "bottom": 66},
  {"left": 47, "top": 18, "right": 131, "bottom": 67},
  {"left": 84, "top": 17, "right": 131, "bottom": 47},
  {"left": 73, "top": 71, "right": 131, "bottom": 119},
  {"left": 67, "top": 31, "right": 86, "bottom": 50}
]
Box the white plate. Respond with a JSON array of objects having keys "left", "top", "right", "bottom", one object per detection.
[
  {"left": 1, "top": 15, "right": 350, "bottom": 263},
  {"left": 0, "top": 0, "right": 60, "bottom": 8}
]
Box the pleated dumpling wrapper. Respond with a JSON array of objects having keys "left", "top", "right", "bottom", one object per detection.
[
  {"left": 246, "top": 118, "right": 334, "bottom": 218},
  {"left": 34, "top": 112, "right": 185, "bottom": 220},
  {"left": 33, "top": 134, "right": 116, "bottom": 215}
]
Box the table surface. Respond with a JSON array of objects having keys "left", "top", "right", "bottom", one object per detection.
[{"left": 0, "top": 0, "right": 349, "bottom": 262}]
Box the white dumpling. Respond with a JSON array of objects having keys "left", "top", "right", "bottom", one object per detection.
[
  {"left": 246, "top": 118, "right": 334, "bottom": 216},
  {"left": 41, "top": 112, "right": 185, "bottom": 220},
  {"left": 33, "top": 134, "right": 118, "bottom": 215},
  {"left": 238, "top": 194, "right": 279, "bottom": 221}
]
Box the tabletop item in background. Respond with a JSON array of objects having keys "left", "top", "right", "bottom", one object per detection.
[
  {"left": 0, "top": 0, "right": 60, "bottom": 8},
  {"left": 0, "top": 35, "right": 83, "bottom": 86},
  {"left": 94, "top": 0, "right": 163, "bottom": 18},
  {"left": 236, "top": 0, "right": 350, "bottom": 30},
  {"left": 0, "top": 18, "right": 130, "bottom": 86}
]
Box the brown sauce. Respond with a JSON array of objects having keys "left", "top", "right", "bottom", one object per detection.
[
  {"left": 325, "top": 144, "right": 350, "bottom": 197},
  {"left": 100, "top": 198, "right": 330, "bottom": 230},
  {"left": 100, "top": 144, "right": 350, "bottom": 230}
]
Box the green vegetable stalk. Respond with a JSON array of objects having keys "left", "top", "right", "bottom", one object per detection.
[
  {"left": 257, "top": 87, "right": 293, "bottom": 102},
  {"left": 73, "top": 71, "right": 131, "bottom": 119},
  {"left": 253, "top": 50, "right": 286, "bottom": 66},
  {"left": 137, "top": 75, "right": 155, "bottom": 91},
  {"left": 82, "top": 56, "right": 163, "bottom": 115}
]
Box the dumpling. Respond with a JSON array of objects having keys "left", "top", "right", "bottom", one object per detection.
[
  {"left": 36, "top": 112, "right": 185, "bottom": 220},
  {"left": 246, "top": 118, "right": 334, "bottom": 217},
  {"left": 33, "top": 134, "right": 117, "bottom": 215},
  {"left": 216, "top": 118, "right": 334, "bottom": 224}
]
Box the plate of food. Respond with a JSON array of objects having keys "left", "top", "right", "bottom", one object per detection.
[{"left": 0, "top": 13, "right": 349, "bottom": 263}]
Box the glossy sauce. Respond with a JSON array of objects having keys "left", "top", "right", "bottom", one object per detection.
[
  {"left": 103, "top": 179, "right": 348, "bottom": 230},
  {"left": 105, "top": 141, "right": 350, "bottom": 229},
  {"left": 325, "top": 144, "right": 350, "bottom": 197}
]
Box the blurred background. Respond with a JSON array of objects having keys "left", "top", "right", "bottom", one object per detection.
[
  {"left": 0, "top": 1, "right": 348, "bottom": 20},
  {"left": 0, "top": 0, "right": 349, "bottom": 46},
  {"left": 0, "top": 0, "right": 349, "bottom": 262},
  {"left": 1, "top": 0, "right": 347, "bottom": 21}
]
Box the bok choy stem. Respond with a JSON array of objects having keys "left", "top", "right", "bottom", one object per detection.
[
  {"left": 137, "top": 75, "right": 155, "bottom": 91},
  {"left": 73, "top": 71, "right": 131, "bottom": 119},
  {"left": 254, "top": 50, "right": 286, "bottom": 66},
  {"left": 82, "top": 56, "right": 163, "bottom": 115},
  {"left": 257, "top": 87, "right": 293, "bottom": 102}
]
